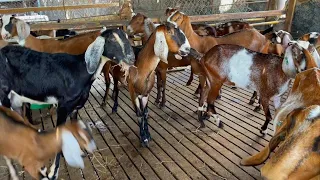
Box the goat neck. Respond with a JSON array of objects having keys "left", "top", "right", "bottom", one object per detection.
[
  {"left": 23, "top": 35, "right": 43, "bottom": 51},
  {"left": 175, "top": 15, "right": 216, "bottom": 53},
  {"left": 135, "top": 32, "right": 159, "bottom": 78},
  {"left": 142, "top": 18, "right": 156, "bottom": 44}
]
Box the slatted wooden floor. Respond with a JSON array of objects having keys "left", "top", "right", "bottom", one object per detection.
[{"left": 0, "top": 68, "right": 290, "bottom": 180}]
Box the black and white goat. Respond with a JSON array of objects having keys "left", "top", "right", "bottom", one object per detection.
[{"left": 0, "top": 28, "right": 135, "bottom": 179}]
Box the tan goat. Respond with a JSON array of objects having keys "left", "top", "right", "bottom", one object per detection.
[
  {"left": 240, "top": 68, "right": 320, "bottom": 180},
  {"left": 0, "top": 105, "right": 96, "bottom": 179}
]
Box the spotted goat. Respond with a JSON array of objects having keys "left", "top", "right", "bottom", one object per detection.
[{"left": 197, "top": 40, "right": 318, "bottom": 134}]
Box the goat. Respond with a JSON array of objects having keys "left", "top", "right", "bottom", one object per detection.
[
  {"left": 166, "top": 10, "right": 285, "bottom": 109},
  {"left": 165, "top": 8, "right": 252, "bottom": 37},
  {"left": 0, "top": 29, "right": 135, "bottom": 179},
  {"left": 125, "top": 13, "right": 201, "bottom": 109},
  {"left": 126, "top": 23, "right": 195, "bottom": 147},
  {"left": 299, "top": 31, "right": 320, "bottom": 55},
  {"left": 197, "top": 40, "right": 317, "bottom": 134},
  {"left": 0, "top": 15, "right": 111, "bottom": 122},
  {"left": 0, "top": 105, "right": 96, "bottom": 180},
  {"left": 127, "top": 13, "right": 214, "bottom": 44},
  {"left": 240, "top": 68, "right": 320, "bottom": 180},
  {"left": 214, "top": 20, "right": 253, "bottom": 36},
  {"left": 0, "top": 15, "right": 100, "bottom": 54},
  {"left": 250, "top": 31, "right": 320, "bottom": 109}
]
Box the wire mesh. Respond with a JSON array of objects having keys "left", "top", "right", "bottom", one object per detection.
[
  {"left": 0, "top": 0, "right": 120, "bottom": 21},
  {"left": 291, "top": 0, "right": 320, "bottom": 38},
  {"left": 131, "top": 0, "right": 267, "bottom": 18}
]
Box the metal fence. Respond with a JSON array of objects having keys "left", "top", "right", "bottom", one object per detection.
[{"left": 131, "top": 0, "right": 267, "bottom": 18}]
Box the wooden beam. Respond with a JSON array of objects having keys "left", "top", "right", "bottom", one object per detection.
[
  {"left": 251, "top": 20, "right": 284, "bottom": 26},
  {"left": 0, "top": 3, "right": 119, "bottom": 14},
  {"left": 30, "top": 20, "right": 128, "bottom": 31},
  {"left": 29, "top": 10, "right": 286, "bottom": 31},
  {"left": 188, "top": 10, "right": 285, "bottom": 22},
  {"left": 284, "top": 0, "right": 297, "bottom": 32}
]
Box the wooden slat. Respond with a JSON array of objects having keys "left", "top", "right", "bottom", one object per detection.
[
  {"left": 284, "top": 0, "right": 297, "bottom": 32},
  {"left": 30, "top": 20, "right": 128, "bottom": 31},
  {"left": 28, "top": 9, "right": 286, "bottom": 31},
  {"left": 188, "top": 10, "right": 285, "bottom": 22},
  {"left": 0, "top": 70, "right": 287, "bottom": 179},
  {"left": 0, "top": 3, "right": 119, "bottom": 14}
]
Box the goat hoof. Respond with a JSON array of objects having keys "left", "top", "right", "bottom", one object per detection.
[
  {"left": 216, "top": 95, "right": 222, "bottom": 100},
  {"left": 111, "top": 107, "right": 118, "bottom": 114},
  {"left": 154, "top": 100, "right": 160, "bottom": 105},
  {"left": 100, "top": 102, "right": 106, "bottom": 107},
  {"left": 159, "top": 102, "right": 166, "bottom": 109},
  {"left": 141, "top": 137, "right": 151, "bottom": 147},
  {"left": 218, "top": 121, "right": 223, "bottom": 128},
  {"left": 231, "top": 87, "right": 237, "bottom": 90},
  {"left": 259, "top": 129, "right": 267, "bottom": 136},
  {"left": 186, "top": 81, "right": 192, "bottom": 86},
  {"left": 111, "top": 94, "right": 116, "bottom": 101},
  {"left": 200, "top": 122, "right": 205, "bottom": 128},
  {"left": 253, "top": 106, "right": 261, "bottom": 112},
  {"left": 248, "top": 100, "right": 255, "bottom": 105}
]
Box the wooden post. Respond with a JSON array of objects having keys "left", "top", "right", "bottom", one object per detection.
[{"left": 284, "top": 0, "right": 297, "bottom": 32}]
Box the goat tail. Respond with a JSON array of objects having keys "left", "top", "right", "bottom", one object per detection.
[
  {"left": 85, "top": 36, "right": 106, "bottom": 74},
  {"left": 240, "top": 145, "right": 271, "bottom": 166},
  {"left": 240, "top": 126, "right": 286, "bottom": 166}
]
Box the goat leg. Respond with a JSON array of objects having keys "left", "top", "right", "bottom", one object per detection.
[
  {"left": 101, "top": 64, "right": 112, "bottom": 107},
  {"left": 112, "top": 79, "right": 120, "bottom": 113},
  {"left": 48, "top": 153, "right": 62, "bottom": 180},
  {"left": 155, "top": 70, "right": 162, "bottom": 105},
  {"left": 4, "top": 156, "right": 18, "bottom": 180},
  {"left": 207, "top": 103, "right": 223, "bottom": 128},
  {"left": 260, "top": 98, "right": 272, "bottom": 135},
  {"left": 254, "top": 98, "right": 262, "bottom": 112},
  {"left": 249, "top": 91, "right": 258, "bottom": 105},
  {"left": 39, "top": 166, "right": 50, "bottom": 179},
  {"left": 138, "top": 96, "right": 151, "bottom": 147},
  {"left": 159, "top": 71, "right": 167, "bottom": 108},
  {"left": 198, "top": 79, "right": 210, "bottom": 128},
  {"left": 186, "top": 68, "right": 194, "bottom": 86}
]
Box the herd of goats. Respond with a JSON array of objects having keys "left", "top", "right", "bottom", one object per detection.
[{"left": 0, "top": 7, "right": 319, "bottom": 180}]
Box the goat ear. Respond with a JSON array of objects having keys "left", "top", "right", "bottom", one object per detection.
[
  {"left": 16, "top": 19, "right": 30, "bottom": 41},
  {"left": 154, "top": 31, "right": 169, "bottom": 63},
  {"left": 61, "top": 130, "right": 84, "bottom": 169},
  {"left": 85, "top": 36, "right": 106, "bottom": 74},
  {"left": 282, "top": 34, "right": 291, "bottom": 50}
]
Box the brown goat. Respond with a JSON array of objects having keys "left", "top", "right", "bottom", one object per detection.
[
  {"left": 124, "top": 13, "right": 199, "bottom": 108},
  {"left": 240, "top": 68, "right": 320, "bottom": 180},
  {"left": 165, "top": 8, "right": 252, "bottom": 37},
  {"left": 127, "top": 23, "right": 193, "bottom": 146},
  {"left": 166, "top": 10, "right": 282, "bottom": 109},
  {"left": 198, "top": 41, "right": 317, "bottom": 134},
  {"left": 215, "top": 21, "right": 253, "bottom": 36},
  {"left": 0, "top": 106, "right": 96, "bottom": 179}
]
